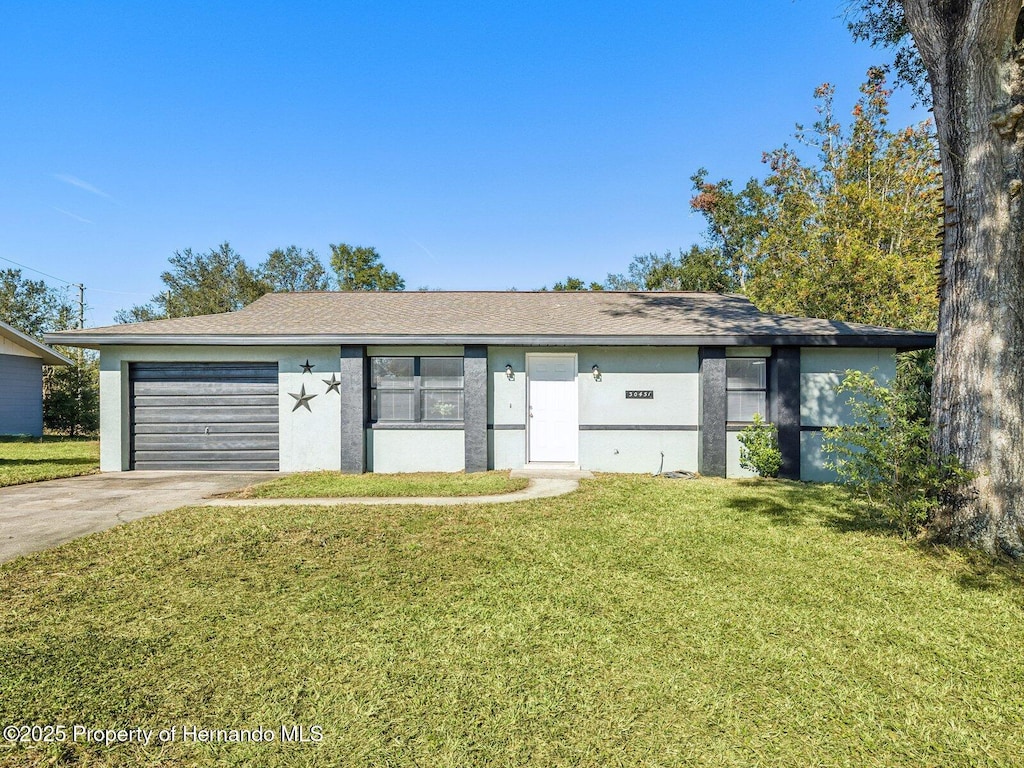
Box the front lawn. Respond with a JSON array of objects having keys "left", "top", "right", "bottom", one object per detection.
[
  {"left": 0, "top": 436, "right": 99, "bottom": 487},
  {"left": 1, "top": 476, "right": 1022, "bottom": 767},
  {"left": 229, "top": 469, "right": 529, "bottom": 498}
]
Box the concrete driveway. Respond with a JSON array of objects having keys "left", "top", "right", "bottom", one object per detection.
[{"left": 0, "top": 471, "right": 280, "bottom": 564}]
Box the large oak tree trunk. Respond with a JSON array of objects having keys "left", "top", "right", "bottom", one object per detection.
[{"left": 903, "top": 1, "right": 1024, "bottom": 556}]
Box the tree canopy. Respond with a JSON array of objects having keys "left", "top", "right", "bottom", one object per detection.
[
  {"left": 259, "top": 246, "right": 331, "bottom": 292},
  {"left": 0, "top": 269, "right": 75, "bottom": 336},
  {"left": 0, "top": 269, "right": 97, "bottom": 436},
  {"left": 116, "top": 242, "right": 405, "bottom": 324},
  {"left": 329, "top": 244, "right": 405, "bottom": 291},
  {"left": 116, "top": 243, "right": 267, "bottom": 322},
  {"left": 691, "top": 69, "right": 941, "bottom": 330},
  {"left": 550, "top": 277, "right": 605, "bottom": 291}
]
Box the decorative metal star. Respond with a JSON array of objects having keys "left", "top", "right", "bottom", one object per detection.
[
  {"left": 289, "top": 384, "right": 317, "bottom": 412},
  {"left": 300, "top": 359, "right": 315, "bottom": 374},
  {"left": 323, "top": 373, "right": 341, "bottom": 394}
]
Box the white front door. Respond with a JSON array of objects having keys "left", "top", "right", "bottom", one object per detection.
[{"left": 527, "top": 354, "right": 578, "bottom": 463}]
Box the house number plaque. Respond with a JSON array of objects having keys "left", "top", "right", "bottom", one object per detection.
[{"left": 625, "top": 390, "right": 654, "bottom": 399}]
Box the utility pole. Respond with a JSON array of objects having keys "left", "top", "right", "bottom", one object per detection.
[{"left": 74, "top": 284, "right": 85, "bottom": 437}]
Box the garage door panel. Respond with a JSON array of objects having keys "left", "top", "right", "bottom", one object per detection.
[
  {"left": 129, "top": 362, "right": 279, "bottom": 471},
  {"left": 132, "top": 422, "right": 279, "bottom": 435},
  {"left": 133, "top": 449, "right": 280, "bottom": 463},
  {"left": 133, "top": 459, "right": 281, "bottom": 471},
  {"left": 131, "top": 394, "right": 279, "bottom": 409},
  {"left": 133, "top": 434, "right": 278, "bottom": 451},
  {"left": 133, "top": 381, "right": 278, "bottom": 396},
  {"left": 131, "top": 364, "right": 277, "bottom": 382},
  {"left": 132, "top": 407, "right": 279, "bottom": 424}
]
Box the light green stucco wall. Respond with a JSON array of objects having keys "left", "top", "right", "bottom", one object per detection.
[
  {"left": 490, "top": 429, "right": 526, "bottom": 470},
  {"left": 98, "top": 345, "right": 343, "bottom": 472},
  {"left": 578, "top": 346, "right": 699, "bottom": 427},
  {"left": 580, "top": 430, "right": 698, "bottom": 474},
  {"left": 800, "top": 348, "right": 896, "bottom": 427},
  {"left": 800, "top": 347, "right": 897, "bottom": 481},
  {"left": 367, "top": 429, "right": 465, "bottom": 473},
  {"left": 488, "top": 346, "right": 699, "bottom": 472}
]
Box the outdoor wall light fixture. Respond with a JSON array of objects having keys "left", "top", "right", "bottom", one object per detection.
[
  {"left": 505, "top": 364, "right": 515, "bottom": 380},
  {"left": 592, "top": 364, "right": 601, "bottom": 381}
]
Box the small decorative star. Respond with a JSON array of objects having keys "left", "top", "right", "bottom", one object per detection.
[
  {"left": 300, "top": 359, "right": 315, "bottom": 374},
  {"left": 289, "top": 384, "right": 317, "bottom": 412},
  {"left": 323, "top": 373, "right": 341, "bottom": 394}
]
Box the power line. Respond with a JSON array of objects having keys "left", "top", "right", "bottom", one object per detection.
[
  {"left": 0, "top": 255, "right": 85, "bottom": 329},
  {"left": 0, "top": 254, "right": 78, "bottom": 287}
]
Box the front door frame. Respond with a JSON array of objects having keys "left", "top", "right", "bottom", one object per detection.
[{"left": 525, "top": 352, "right": 579, "bottom": 464}]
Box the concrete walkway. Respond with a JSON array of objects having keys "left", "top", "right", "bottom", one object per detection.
[
  {"left": 0, "top": 471, "right": 282, "bottom": 563},
  {"left": 202, "top": 468, "right": 592, "bottom": 508},
  {"left": 0, "top": 468, "right": 590, "bottom": 564}
]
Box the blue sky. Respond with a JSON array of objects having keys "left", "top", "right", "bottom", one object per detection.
[{"left": 1, "top": 1, "right": 918, "bottom": 327}]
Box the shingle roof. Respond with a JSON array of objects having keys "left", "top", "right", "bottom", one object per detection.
[{"left": 45, "top": 291, "right": 935, "bottom": 348}]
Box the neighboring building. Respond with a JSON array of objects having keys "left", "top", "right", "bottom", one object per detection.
[
  {"left": 0, "top": 320, "right": 73, "bottom": 436},
  {"left": 46, "top": 292, "right": 933, "bottom": 478}
]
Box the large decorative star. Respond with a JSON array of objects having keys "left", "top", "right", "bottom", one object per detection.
[
  {"left": 289, "top": 384, "right": 317, "bottom": 412},
  {"left": 300, "top": 359, "right": 315, "bottom": 374},
  {"left": 323, "top": 373, "right": 341, "bottom": 394}
]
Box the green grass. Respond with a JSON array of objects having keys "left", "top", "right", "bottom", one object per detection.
[
  {"left": 229, "top": 470, "right": 529, "bottom": 498},
  {"left": 0, "top": 436, "right": 99, "bottom": 487},
  {"left": 2, "top": 476, "right": 1023, "bottom": 767}
]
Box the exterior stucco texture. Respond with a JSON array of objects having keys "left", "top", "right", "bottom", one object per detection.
[{"left": 96, "top": 343, "right": 899, "bottom": 480}]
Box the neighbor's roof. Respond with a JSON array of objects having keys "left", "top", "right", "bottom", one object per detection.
[
  {"left": 44, "top": 291, "right": 936, "bottom": 349},
  {"left": 1, "top": 319, "right": 73, "bottom": 365}
]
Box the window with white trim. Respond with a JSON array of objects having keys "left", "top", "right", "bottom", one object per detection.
[
  {"left": 370, "top": 357, "right": 464, "bottom": 422},
  {"left": 726, "top": 358, "right": 767, "bottom": 423}
]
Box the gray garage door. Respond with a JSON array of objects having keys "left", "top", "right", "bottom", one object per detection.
[{"left": 130, "top": 362, "right": 279, "bottom": 470}]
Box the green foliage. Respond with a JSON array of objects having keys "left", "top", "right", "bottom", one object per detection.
[
  {"left": 117, "top": 243, "right": 267, "bottom": 321},
  {"left": 691, "top": 69, "right": 941, "bottom": 331},
  {"left": 157, "top": 243, "right": 267, "bottom": 317},
  {"left": 115, "top": 243, "right": 337, "bottom": 323},
  {"left": 0, "top": 269, "right": 97, "bottom": 437},
  {"left": 259, "top": 245, "right": 330, "bottom": 292},
  {"left": 646, "top": 245, "right": 737, "bottom": 292},
  {"left": 43, "top": 353, "right": 99, "bottom": 437},
  {"left": 689, "top": 171, "right": 770, "bottom": 288},
  {"left": 823, "top": 366, "right": 971, "bottom": 536},
  {"left": 330, "top": 243, "right": 405, "bottom": 291},
  {"left": 845, "top": 1, "right": 929, "bottom": 104},
  {"left": 737, "top": 413, "right": 783, "bottom": 478},
  {"left": 605, "top": 247, "right": 736, "bottom": 292},
  {"left": 0, "top": 269, "right": 74, "bottom": 337},
  {"left": 112, "top": 304, "right": 165, "bottom": 324},
  {"left": 551, "top": 276, "right": 604, "bottom": 291}
]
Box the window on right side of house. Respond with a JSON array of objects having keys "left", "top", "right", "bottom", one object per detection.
[{"left": 726, "top": 358, "right": 767, "bottom": 423}]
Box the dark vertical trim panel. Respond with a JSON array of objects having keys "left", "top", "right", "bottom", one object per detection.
[
  {"left": 0, "top": 353, "right": 43, "bottom": 436},
  {"left": 463, "top": 345, "right": 488, "bottom": 473},
  {"left": 340, "top": 346, "right": 367, "bottom": 474},
  {"left": 699, "top": 347, "right": 726, "bottom": 477},
  {"left": 771, "top": 346, "right": 801, "bottom": 480}
]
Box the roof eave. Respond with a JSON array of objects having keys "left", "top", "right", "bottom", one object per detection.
[
  {"left": 3, "top": 325, "right": 74, "bottom": 365},
  {"left": 43, "top": 332, "right": 936, "bottom": 350}
]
